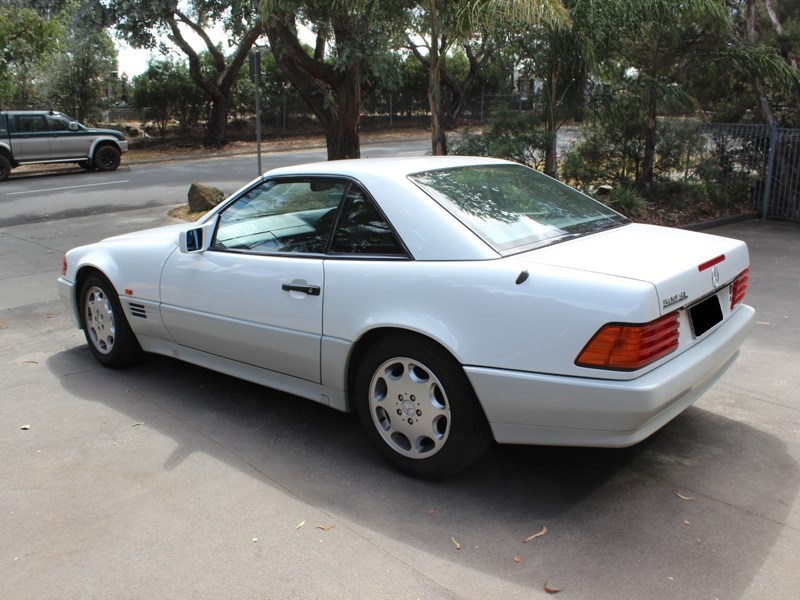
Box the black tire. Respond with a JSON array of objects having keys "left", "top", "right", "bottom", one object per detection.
[
  {"left": 354, "top": 334, "right": 492, "bottom": 479},
  {"left": 93, "top": 145, "right": 121, "bottom": 171},
  {"left": 78, "top": 273, "right": 144, "bottom": 367},
  {"left": 77, "top": 160, "right": 95, "bottom": 171},
  {"left": 0, "top": 154, "right": 11, "bottom": 182}
]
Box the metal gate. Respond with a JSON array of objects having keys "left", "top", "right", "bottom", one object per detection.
[{"left": 700, "top": 123, "right": 800, "bottom": 222}]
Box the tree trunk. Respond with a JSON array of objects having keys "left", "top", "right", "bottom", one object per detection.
[
  {"left": 638, "top": 90, "right": 657, "bottom": 194},
  {"left": 747, "top": 0, "right": 777, "bottom": 125},
  {"left": 205, "top": 94, "right": 228, "bottom": 147},
  {"left": 266, "top": 23, "right": 361, "bottom": 160},
  {"left": 325, "top": 65, "right": 361, "bottom": 160}
]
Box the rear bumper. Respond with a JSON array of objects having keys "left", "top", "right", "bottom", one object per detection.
[{"left": 465, "top": 304, "right": 755, "bottom": 447}]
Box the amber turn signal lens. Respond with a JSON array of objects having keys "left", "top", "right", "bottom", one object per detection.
[{"left": 576, "top": 312, "right": 680, "bottom": 371}]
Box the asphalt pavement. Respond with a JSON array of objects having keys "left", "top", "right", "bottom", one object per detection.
[{"left": 1, "top": 163, "right": 798, "bottom": 599}]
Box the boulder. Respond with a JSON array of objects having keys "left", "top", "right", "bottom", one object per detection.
[{"left": 188, "top": 183, "right": 225, "bottom": 213}]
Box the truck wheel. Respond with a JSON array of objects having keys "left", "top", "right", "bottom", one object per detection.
[
  {"left": 0, "top": 155, "right": 11, "bottom": 182},
  {"left": 93, "top": 146, "right": 121, "bottom": 171}
]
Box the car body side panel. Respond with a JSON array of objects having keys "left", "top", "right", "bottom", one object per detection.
[{"left": 321, "top": 258, "right": 661, "bottom": 383}]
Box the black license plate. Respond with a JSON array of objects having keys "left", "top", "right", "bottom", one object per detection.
[{"left": 689, "top": 294, "right": 723, "bottom": 337}]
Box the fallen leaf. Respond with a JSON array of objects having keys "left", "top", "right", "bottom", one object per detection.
[
  {"left": 513, "top": 555, "right": 522, "bottom": 564},
  {"left": 131, "top": 422, "right": 143, "bottom": 428},
  {"left": 427, "top": 508, "right": 437, "bottom": 516},
  {"left": 0, "top": 322, "right": 8, "bottom": 328},
  {"left": 756, "top": 321, "right": 770, "bottom": 325},
  {"left": 674, "top": 490, "right": 694, "bottom": 500},
  {"left": 451, "top": 536, "right": 461, "bottom": 550},
  {"left": 20, "top": 424, "right": 31, "bottom": 430},
  {"left": 543, "top": 581, "right": 561, "bottom": 594},
  {"left": 524, "top": 525, "right": 548, "bottom": 543},
  {"left": 684, "top": 520, "right": 690, "bottom": 525},
  {"left": 23, "top": 360, "right": 38, "bottom": 365},
  {"left": 317, "top": 524, "right": 335, "bottom": 532},
  {"left": 295, "top": 520, "right": 306, "bottom": 530}
]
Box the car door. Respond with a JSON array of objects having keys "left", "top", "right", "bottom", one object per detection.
[
  {"left": 46, "top": 114, "right": 90, "bottom": 159},
  {"left": 10, "top": 115, "right": 50, "bottom": 160},
  {"left": 159, "top": 177, "right": 348, "bottom": 383}
]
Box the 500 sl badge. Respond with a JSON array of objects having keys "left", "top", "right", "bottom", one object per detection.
[{"left": 663, "top": 291, "right": 688, "bottom": 308}]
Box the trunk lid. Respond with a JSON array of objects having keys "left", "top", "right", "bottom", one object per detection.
[{"left": 520, "top": 223, "right": 749, "bottom": 316}]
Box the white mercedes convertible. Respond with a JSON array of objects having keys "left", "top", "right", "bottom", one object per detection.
[{"left": 58, "top": 156, "right": 755, "bottom": 477}]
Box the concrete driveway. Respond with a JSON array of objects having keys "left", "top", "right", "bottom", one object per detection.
[{"left": 1, "top": 208, "right": 798, "bottom": 599}]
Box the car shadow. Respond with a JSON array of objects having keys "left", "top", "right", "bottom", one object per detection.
[{"left": 47, "top": 348, "right": 798, "bottom": 599}]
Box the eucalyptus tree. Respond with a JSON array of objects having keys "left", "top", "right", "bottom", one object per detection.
[
  {"left": 109, "top": 0, "right": 264, "bottom": 146},
  {"left": 511, "top": 0, "right": 614, "bottom": 177},
  {"left": 0, "top": 5, "right": 61, "bottom": 106},
  {"left": 409, "top": 0, "right": 568, "bottom": 155},
  {"left": 604, "top": 0, "right": 800, "bottom": 191},
  {"left": 259, "top": 0, "right": 412, "bottom": 160},
  {"left": 43, "top": 27, "right": 118, "bottom": 122}
]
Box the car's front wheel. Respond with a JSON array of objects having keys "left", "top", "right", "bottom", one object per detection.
[
  {"left": 79, "top": 273, "right": 143, "bottom": 367},
  {"left": 354, "top": 334, "right": 492, "bottom": 478},
  {"left": 93, "top": 146, "right": 121, "bottom": 171}
]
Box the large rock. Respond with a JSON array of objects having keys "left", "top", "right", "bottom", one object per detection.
[{"left": 188, "top": 183, "right": 224, "bottom": 212}]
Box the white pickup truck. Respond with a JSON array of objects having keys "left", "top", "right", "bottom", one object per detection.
[{"left": 0, "top": 110, "right": 128, "bottom": 182}]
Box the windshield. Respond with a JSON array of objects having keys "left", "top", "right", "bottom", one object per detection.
[{"left": 409, "top": 164, "right": 628, "bottom": 254}]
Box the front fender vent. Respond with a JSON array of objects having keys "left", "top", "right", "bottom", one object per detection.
[{"left": 128, "top": 302, "right": 148, "bottom": 319}]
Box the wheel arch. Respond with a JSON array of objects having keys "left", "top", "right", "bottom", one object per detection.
[
  {"left": 89, "top": 138, "right": 122, "bottom": 157},
  {"left": 345, "top": 326, "right": 478, "bottom": 412}
]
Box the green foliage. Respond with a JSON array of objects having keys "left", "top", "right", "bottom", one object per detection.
[
  {"left": 603, "top": 185, "right": 649, "bottom": 219},
  {"left": 452, "top": 111, "right": 551, "bottom": 169},
  {"left": 0, "top": 7, "right": 62, "bottom": 107},
  {"left": 133, "top": 58, "right": 208, "bottom": 134},
  {"left": 42, "top": 28, "right": 118, "bottom": 123}
]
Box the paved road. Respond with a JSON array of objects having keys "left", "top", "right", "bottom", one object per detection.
[
  {"left": 0, "top": 148, "right": 798, "bottom": 598},
  {"left": 0, "top": 136, "right": 428, "bottom": 227}
]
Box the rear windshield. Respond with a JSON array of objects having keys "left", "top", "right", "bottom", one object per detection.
[{"left": 409, "top": 164, "right": 628, "bottom": 255}]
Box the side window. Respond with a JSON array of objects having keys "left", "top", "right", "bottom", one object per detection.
[
  {"left": 330, "top": 185, "right": 405, "bottom": 256},
  {"left": 212, "top": 178, "right": 346, "bottom": 254},
  {"left": 16, "top": 116, "right": 47, "bottom": 133},
  {"left": 46, "top": 116, "right": 71, "bottom": 131}
]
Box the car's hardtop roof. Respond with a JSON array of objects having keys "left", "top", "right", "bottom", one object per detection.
[{"left": 263, "top": 155, "right": 515, "bottom": 181}]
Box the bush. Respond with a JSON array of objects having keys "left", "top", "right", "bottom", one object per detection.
[{"left": 452, "top": 111, "right": 552, "bottom": 170}]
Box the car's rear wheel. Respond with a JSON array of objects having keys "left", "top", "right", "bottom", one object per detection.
[
  {"left": 79, "top": 273, "right": 143, "bottom": 367},
  {"left": 93, "top": 146, "right": 121, "bottom": 171},
  {"left": 0, "top": 155, "right": 11, "bottom": 182},
  {"left": 354, "top": 334, "right": 492, "bottom": 478}
]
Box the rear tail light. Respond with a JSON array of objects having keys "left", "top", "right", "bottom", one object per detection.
[
  {"left": 730, "top": 268, "right": 750, "bottom": 309},
  {"left": 61, "top": 255, "right": 68, "bottom": 276},
  {"left": 576, "top": 312, "right": 680, "bottom": 371}
]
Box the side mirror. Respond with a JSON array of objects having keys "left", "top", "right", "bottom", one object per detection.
[
  {"left": 179, "top": 216, "right": 218, "bottom": 253},
  {"left": 69, "top": 122, "right": 79, "bottom": 131}
]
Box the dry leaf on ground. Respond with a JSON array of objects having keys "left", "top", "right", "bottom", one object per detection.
[
  {"left": 451, "top": 537, "right": 461, "bottom": 550},
  {"left": 513, "top": 555, "right": 522, "bottom": 563},
  {"left": 524, "top": 525, "right": 548, "bottom": 542},
  {"left": 317, "top": 524, "right": 335, "bottom": 532},
  {"left": 543, "top": 580, "right": 561, "bottom": 594},
  {"left": 295, "top": 520, "right": 306, "bottom": 530},
  {"left": 674, "top": 490, "right": 695, "bottom": 500}
]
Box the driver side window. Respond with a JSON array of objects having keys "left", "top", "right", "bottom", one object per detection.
[{"left": 212, "top": 178, "right": 346, "bottom": 254}]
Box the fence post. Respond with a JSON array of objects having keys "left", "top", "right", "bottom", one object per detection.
[{"left": 762, "top": 122, "right": 779, "bottom": 220}]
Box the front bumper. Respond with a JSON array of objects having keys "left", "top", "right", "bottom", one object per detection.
[
  {"left": 466, "top": 304, "right": 755, "bottom": 447},
  {"left": 57, "top": 276, "right": 80, "bottom": 328}
]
